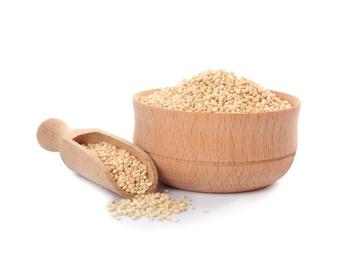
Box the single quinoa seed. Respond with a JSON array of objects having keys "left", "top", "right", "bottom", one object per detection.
[
  {"left": 83, "top": 141, "right": 151, "bottom": 195},
  {"left": 140, "top": 69, "right": 292, "bottom": 113},
  {"left": 106, "top": 190, "right": 193, "bottom": 222}
]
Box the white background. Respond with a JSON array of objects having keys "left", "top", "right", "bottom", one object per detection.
[{"left": 1, "top": 0, "right": 342, "bottom": 259}]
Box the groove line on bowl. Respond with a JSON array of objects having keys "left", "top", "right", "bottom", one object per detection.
[{"left": 146, "top": 151, "right": 296, "bottom": 166}]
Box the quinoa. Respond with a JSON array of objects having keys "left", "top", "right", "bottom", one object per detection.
[
  {"left": 84, "top": 142, "right": 196, "bottom": 222},
  {"left": 107, "top": 189, "right": 194, "bottom": 222},
  {"left": 83, "top": 141, "right": 152, "bottom": 195},
  {"left": 140, "top": 69, "right": 292, "bottom": 113}
]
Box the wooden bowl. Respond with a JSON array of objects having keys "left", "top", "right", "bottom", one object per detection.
[{"left": 133, "top": 89, "right": 301, "bottom": 193}]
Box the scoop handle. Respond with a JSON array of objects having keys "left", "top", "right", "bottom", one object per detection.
[{"left": 37, "top": 118, "right": 71, "bottom": 152}]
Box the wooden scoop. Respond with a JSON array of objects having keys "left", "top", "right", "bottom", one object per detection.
[{"left": 37, "top": 118, "right": 158, "bottom": 198}]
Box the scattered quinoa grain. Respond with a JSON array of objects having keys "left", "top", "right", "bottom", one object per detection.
[
  {"left": 106, "top": 190, "right": 193, "bottom": 222},
  {"left": 140, "top": 69, "right": 292, "bottom": 113},
  {"left": 83, "top": 141, "right": 151, "bottom": 195}
]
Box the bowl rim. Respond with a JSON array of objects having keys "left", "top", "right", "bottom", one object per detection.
[{"left": 133, "top": 88, "right": 301, "bottom": 116}]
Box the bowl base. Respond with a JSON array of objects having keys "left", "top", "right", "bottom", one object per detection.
[{"left": 150, "top": 153, "right": 295, "bottom": 193}]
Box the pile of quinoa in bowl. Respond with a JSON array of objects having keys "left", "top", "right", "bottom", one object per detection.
[{"left": 139, "top": 69, "right": 292, "bottom": 113}]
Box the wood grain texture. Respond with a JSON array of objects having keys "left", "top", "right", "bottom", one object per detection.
[
  {"left": 37, "top": 118, "right": 158, "bottom": 198},
  {"left": 133, "top": 89, "right": 301, "bottom": 193}
]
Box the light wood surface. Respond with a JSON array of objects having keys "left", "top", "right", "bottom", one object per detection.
[
  {"left": 37, "top": 118, "right": 158, "bottom": 198},
  {"left": 133, "top": 89, "right": 301, "bottom": 193}
]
